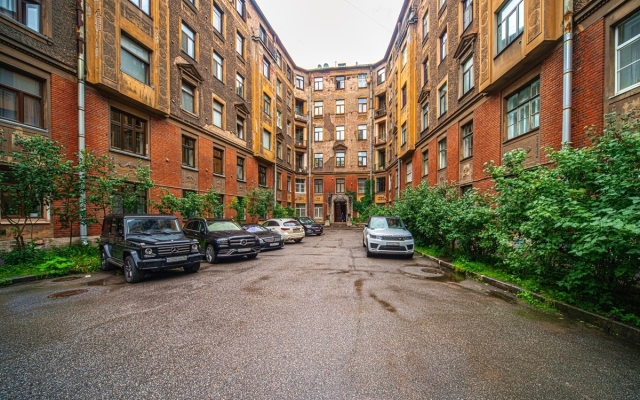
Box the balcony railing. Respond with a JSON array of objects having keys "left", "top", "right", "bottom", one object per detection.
[
  {"left": 374, "top": 163, "right": 386, "bottom": 172},
  {"left": 375, "top": 135, "right": 387, "bottom": 145},
  {"left": 295, "top": 111, "right": 308, "bottom": 122},
  {"left": 295, "top": 139, "right": 307, "bottom": 148},
  {"left": 374, "top": 107, "right": 387, "bottom": 118},
  {"left": 296, "top": 167, "right": 308, "bottom": 174}
]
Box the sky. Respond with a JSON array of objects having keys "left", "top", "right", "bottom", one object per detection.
[{"left": 254, "top": 0, "right": 405, "bottom": 70}]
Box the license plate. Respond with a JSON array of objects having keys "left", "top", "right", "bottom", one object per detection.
[
  {"left": 270, "top": 243, "right": 280, "bottom": 247},
  {"left": 166, "top": 255, "right": 188, "bottom": 263},
  {"left": 237, "top": 248, "right": 252, "bottom": 253},
  {"left": 386, "top": 242, "right": 400, "bottom": 246},
  {"left": 294, "top": 228, "right": 301, "bottom": 232}
]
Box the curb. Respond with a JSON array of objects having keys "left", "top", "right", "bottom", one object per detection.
[
  {"left": 3, "top": 275, "right": 41, "bottom": 285},
  {"left": 418, "top": 252, "right": 640, "bottom": 344}
]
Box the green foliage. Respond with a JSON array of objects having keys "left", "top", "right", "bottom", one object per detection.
[
  {"left": 0, "top": 244, "right": 100, "bottom": 280},
  {"left": 82, "top": 151, "right": 126, "bottom": 218},
  {"left": 352, "top": 180, "right": 374, "bottom": 215},
  {"left": 273, "top": 203, "right": 296, "bottom": 218},
  {"left": 118, "top": 162, "right": 154, "bottom": 214},
  {"left": 229, "top": 196, "right": 247, "bottom": 221},
  {"left": 245, "top": 187, "right": 273, "bottom": 219},
  {"left": 153, "top": 188, "right": 224, "bottom": 219}
]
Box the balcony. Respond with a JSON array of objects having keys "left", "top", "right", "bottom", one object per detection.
[
  {"left": 295, "top": 111, "right": 308, "bottom": 122},
  {"left": 296, "top": 167, "right": 308, "bottom": 174},
  {"left": 374, "top": 163, "right": 386, "bottom": 172},
  {"left": 295, "top": 139, "right": 307, "bottom": 148},
  {"left": 375, "top": 135, "right": 387, "bottom": 146},
  {"left": 374, "top": 107, "right": 387, "bottom": 118}
]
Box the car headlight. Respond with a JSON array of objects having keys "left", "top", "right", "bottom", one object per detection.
[
  {"left": 369, "top": 234, "right": 379, "bottom": 240},
  {"left": 216, "top": 238, "right": 229, "bottom": 245},
  {"left": 259, "top": 238, "right": 265, "bottom": 243},
  {"left": 144, "top": 248, "right": 154, "bottom": 255},
  {"left": 191, "top": 243, "right": 199, "bottom": 251}
]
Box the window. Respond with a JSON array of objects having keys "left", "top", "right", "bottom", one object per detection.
[
  {"left": 497, "top": 0, "right": 524, "bottom": 53},
  {"left": 401, "top": 85, "right": 407, "bottom": 107},
  {"left": 295, "top": 75, "right": 304, "bottom": 89},
  {"left": 423, "top": 59, "right": 429, "bottom": 85},
  {"left": 336, "top": 125, "right": 344, "bottom": 141},
  {"left": 358, "top": 151, "right": 367, "bottom": 167},
  {"left": 377, "top": 68, "right": 386, "bottom": 84},
  {"left": 235, "top": 0, "right": 243, "bottom": 16},
  {"left": 314, "top": 126, "right": 323, "bottom": 141},
  {"left": 275, "top": 50, "right": 282, "bottom": 68},
  {"left": 358, "top": 178, "right": 366, "bottom": 194},
  {"left": 110, "top": 108, "right": 146, "bottom": 156},
  {"left": 422, "top": 103, "right": 429, "bottom": 130},
  {"left": 276, "top": 110, "right": 282, "bottom": 128},
  {"left": 1, "top": 0, "right": 42, "bottom": 31},
  {"left": 258, "top": 165, "right": 267, "bottom": 186},
  {"left": 262, "top": 57, "right": 271, "bottom": 79},
  {"left": 406, "top": 161, "right": 412, "bottom": 183},
  {"left": 358, "top": 124, "right": 367, "bottom": 140},
  {"left": 336, "top": 152, "right": 345, "bottom": 167},
  {"left": 463, "top": 0, "right": 473, "bottom": 30},
  {"left": 295, "top": 204, "right": 306, "bottom": 217},
  {"left": 287, "top": 91, "right": 292, "bottom": 109},
  {"left": 296, "top": 127, "right": 304, "bottom": 144},
  {"left": 236, "top": 157, "right": 245, "bottom": 180},
  {"left": 181, "top": 23, "right": 196, "bottom": 58},
  {"left": 440, "top": 30, "right": 447, "bottom": 61},
  {"left": 462, "top": 56, "right": 474, "bottom": 94},
  {"left": 277, "top": 172, "right": 282, "bottom": 190},
  {"left": 263, "top": 129, "right": 271, "bottom": 150},
  {"left": 277, "top": 141, "right": 282, "bottom": 159},
  {"left": 358, "top": 98, "right": 367, "bottom": 113},
  {"left": 182, "top": 136, "right": 196, "bottom": 167},
  {"left": 295, "top": 178, "right": 305, "bottom": 193},
  {"left": 181, "top": 81, "right": 195, "bottom": 113},
  {"left": 422, "top": 11, "right": 429, "bottom": 39},
  {"left": 314, "top": 205, "right": 323, "bottom": 219},
  {"left": 336, "top": 179, "right": 345, "bottom": 193},
  {"left": 276, "top": 79, "right": 282, "bottom": 97},
  {"left": 0, "top": 66, "right": 42, "bottom": 127},
  {"left": 213, "top": 100, "right": 223, "bottom": 128},
  {"left": 213, "top": 52, "right": 223, "bottom": 81},
  {"left": 401, "top": 123, "right": 407, "bottom": 145},
  {"left": 213, "top": 3, "right": 223, "bottom": 33},
  {"left": 287, "top": 121, "right": 292, "bottom": 136},
  {"left": 439, "top": 83, "right": 447, "bottom": 116},
  {"left": 287, "top": 147, "right": 292, "bottom": 164},
  {"left": 314, "top": 153, "right": 323, "bottom": 168},
  {"left": 235, "top": 73, "right": 244, "bottom": 97},
  {"left": 507, "top": 78, "right": 540, "bottom": 139},
  {"left": 314, "top": 77, "right": 323, "bottom": 90},
  {"left": 259, "top": 25, "right": 266, "bottom": 43},
  {"left": 213, "top": 147, "right": 224, "bottom": 175},
  {"left": 358, "top": 74, "right": 367, "bottom": 88},
  {"left": 236, "top": 115, "right": 244, "bottom": 139},
  {"left": 402, "top": 44, "right": 408, "bottom": 67},
  {"left": 438, "top": 138, "right": 447, "bottom": 169},
  {"left": 236, "top": 32, "right": 244, "bottom": 56},
  {"left": 336, "top": 75, "right": 345, "bottom": 89},
  {"left": 121, "top": 35, "right": 150, "bottom": 84},
  {"left": 111, "top": 183, "right": 148, "bottom": 214},
  {"left": 314, "top": 101, "right": 323, "bottom": 116},
  {"left": 263, "top": 93, "right": 271, "bottom": 115},
  {"left": 616, "top": 12, "right": 640, "bottom": 93},
  {"left": 376, "top": 177, "right": 385, "bottom": 193},
  {"left": 440, "top": 0, "right": 446, "bottom": 9},
  {"left": 314, "top": 179, "right": 323, "bottom": 193},
  {"left": 422, "top": 150, "right": 429, "bottom": 175},
  {"left": 336, "top": 99, "right": 345, "bottom": 114},
  {"left": 462, "top": 122, "right": 473, "bottom": 158}
]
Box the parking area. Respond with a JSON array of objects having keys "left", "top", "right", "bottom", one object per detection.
[{"left": 1, "top": 227, "right": 640, "bottom": 399}]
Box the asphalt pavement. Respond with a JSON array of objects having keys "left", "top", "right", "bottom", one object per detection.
[{"left": 1, "top": 227, "right": 639, "bottom": 399}]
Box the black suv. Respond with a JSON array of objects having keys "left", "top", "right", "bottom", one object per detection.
[
  {"left": 183, "top": 218, "right": 260, "bottom": 263},
  {"left": 294, "top": 216, "right": 324, "bottom": 236},
  {"left": 100, "top": 214, "right": 201, "bottom": 283}
]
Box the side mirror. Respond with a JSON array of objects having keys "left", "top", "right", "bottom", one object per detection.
[{"left": 364, "top": 224, "right": 368, "bottom": 228}]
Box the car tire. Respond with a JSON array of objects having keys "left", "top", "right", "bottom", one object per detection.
[
  {"left": 365, "top": 241, "right": 372, "bottom": 257},
  {"left": 184, "top": 263, "right": 201, "bottom": 273},
  {"left": 100, "top": 248, "right": 115, "bottom": 270},
  {"left": 123, "top": 255, "right": 144, "bottom": 283},
  {"left": 362, "top": 238, "right": 365, "bottom": 248},
  {"left": 247, "top": 253, "right": 258, "bottom": 259},
  {"left": 205, "top": 244, "right": 217, "bottom": 264},
  {"left": 294, "top": 238, "right": 302, "bottom": 243}
]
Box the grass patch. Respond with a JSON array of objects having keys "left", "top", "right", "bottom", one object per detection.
[{"left": 0, "top": 244, "right": 101, "bottom": 281}]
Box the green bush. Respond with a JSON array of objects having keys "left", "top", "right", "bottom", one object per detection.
[{"left": 0, "top": 244, "right": 100, "bottom": 279}]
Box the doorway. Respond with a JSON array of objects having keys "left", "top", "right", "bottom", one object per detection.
[{"left": 334, "top": 202, "right": 346, "bottom": 222}]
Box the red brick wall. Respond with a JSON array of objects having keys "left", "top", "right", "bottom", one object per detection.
[
  {"left": 540, "top": 45, "right": 564, "bottom": 164},
  {"left": 446, "top": 123, "right": 460, "bottom": 182},
  {"left": 473, "top": 96, "right": 502, "bottom": 191}
]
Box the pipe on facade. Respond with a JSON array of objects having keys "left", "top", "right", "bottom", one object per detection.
[
  {"left": 368, "top": 71, "right": 373, "bottom": 199},
  {"left": 307, "top": 80, "right": 312, "bottom": 218},
  {"left": 77, "top": 0, "right": 88, "bottom": 244},
  {"left": 397, "top": 159, "right": 401, "bottom": 199},
  {"left": 562, "top": 0, "right": 573, "bottom": 144}
]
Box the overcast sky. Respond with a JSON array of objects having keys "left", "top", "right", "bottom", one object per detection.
[{"left": 254, "top": 0, "right": 405, "bottom": 70}]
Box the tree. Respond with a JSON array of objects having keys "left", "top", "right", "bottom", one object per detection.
[
  {"left": 82, "top": 151, "right": 126, "bottom": 219},
  {"left": 245, "top": 187, "right": 273, "bottom": 220},
  {"left": 115, "top": 162, "right": 154, "bottom": 214},
  {"left": 273, "top": 203, "right": 296, "bottom": 218},
  {"left": 229, "top": 196, "right": 247, "bottom": 222},
  {"left": 153, "top": 188, "right": 224, "bottom": 219}
]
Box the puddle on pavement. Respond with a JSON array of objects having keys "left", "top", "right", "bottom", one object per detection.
[
  {"left": 48, "top": 289, "right": 89, "bottom": 299},
  {"left": 86, "top": 279, "right": 106, "bottom": 286},
  {"left": 52, "top": 276, "right": 82, "bottom": 282},
  {"left": 370, "top": 293, "right": 397, "bottom": 313},
  {"left": 354, "top": 279, "right": 364, "bottom": 297}
]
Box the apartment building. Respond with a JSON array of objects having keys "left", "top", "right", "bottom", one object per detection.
[{"left": 1, "top": 0, "right": 638, "bottom": 243}]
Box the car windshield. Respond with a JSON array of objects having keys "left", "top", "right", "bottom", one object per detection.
[
  {"left": 126, "top": 218, "right": 181, "bottom": 234},
  {"left": 244, "top": 225, "right": 269, "bottom": 233},
  {"left": 298, "top": 217, "right": 314, "bottom": 224},
  {"left": 369, "top": 217, "right": 405, "bottom": 230},
  {"left": 207, "top": 220, "right": 242, "bottom": 231},
  {"left": 284, "top": 220, "right": 300, "bottom": 227}
]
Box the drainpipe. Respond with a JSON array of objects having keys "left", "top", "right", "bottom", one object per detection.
[
  {"left": 307, "top": 81, "right": 312, "bottom": 218},
  {"left": 273, "top": 162, "right": 277, "bottom": 214},
  {"left": 368, "top": 71, "right": 373, "bottom": 200},
  {"left": 562, "top": 0, "right": 573, "bottom": 144},
  {"left": 77, "top": 0, "right": 88, "bottom": 244},
  {"left": 397, "top": 159, "right": 401, "bottom": 199}
]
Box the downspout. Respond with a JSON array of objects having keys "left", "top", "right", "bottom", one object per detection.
[
  {"left": 273, "top": 162, "right": 277, "bottom": 214},
  {"left": 77, "top": 0, "right": 88, "bottom": 244},
  {"left": 307, "top": 80, "right": 312, "bottom": 218},
  {"left": 368, "top": 71, "right": 373, "bottom": 200},
  {"left": 562, "top": 0, "right": 573, "bottom": 144},
  {"left": 397, "top": 159, "right": 401, "bottom": 199}
]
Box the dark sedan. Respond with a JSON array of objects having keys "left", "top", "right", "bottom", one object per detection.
[
  {"left": 242, "top": 224, "right": 285, "bottom": 250},
  {"left": 294, "top": 216, "right": 324, "bottom": 236},
  {"left": 183, "top": 218, "right": 260, "bottom": 263}
]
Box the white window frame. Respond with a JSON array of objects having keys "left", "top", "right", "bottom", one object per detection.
[
  {"left": 406, "top": 161, "right": 412, "bottom": 183},
  {"left": 213, "top": 100, "right": 223, "bottom": 128},
  {"left": 615, "top": 12, "right": 640, "bottom": 94},
  {"left": 182, "top": 23, "right": 196, "bottom": 58},
  {"left": 462, "top": 56, "right": 474, "bottom": 94},
  {"left": 213, "top": 52, "right": 223, "bottom": 81},
  {"left": 497, "top": 0, "right": 524, "bottom": 54},
  {"left": 336, "top": 125, "right": 345, "bottom": 141}
]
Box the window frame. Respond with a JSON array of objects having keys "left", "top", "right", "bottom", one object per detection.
[
  {"left": 357, "top": 151, "right": 367, "bottom": 167},
  {"left": 497, "top": 0, "right": 524, "bottom": 54},
  {"left": 182, "top": 135, "right": 196, "bottom": 168},
  {"left": 258, "top": 165, "right": 267, "bottom": 186},
  {"left": 358, "top": 97, "right": 367, "bottom": 113},
  {"left": 422, "top": 150, "right": 429, "bottom": 176},
  {"left": 236, "top": 156, "right": 245, "bottom": 180},
  {"left": 110, "top": 107, "right": 147, "bottom": 156},
  {"left": 263, "top": 93, "right": 271, "bottom": 116},
  {"left": 181, "top": 22, "right": 196, "bottom": 59},
  {"left": 358, "top": 73, "right": 367, "bottom": 88},
  {"left": 406, "top": 161, "right": 413, "bottom": 183},
  {"left": 438, "top": 138, "right": 447, "bottom": 169},
  {"left": 295, "top": 75, "right": 304, "bottom": 89},
  {"left": 506, "top": 78, "right": 540, "bottom": 140},
  {"left": 336, "top": 125, "right": 345, "bottom": 141},
  {"left": 213, "top": 51, "right": 224, "bottom": 81},
  {"left": 120, "top": 34, "right": 151, "bottom": 85},
  {"left": 615, "top": 11, "right": 640, "bottom": 94},
  {"left": 236, "top": 32, "right": 244, "bottom": 57},
  {"left": 213, "top": 147, "right": 224, "bottom": 175},
  {"left": 314, "top": 126, "right": 323, "bottom": 142},
  {"left": 463, "top": 0, "right": 473, "bottom": 31},
  {"left": 0, "top": 65, "right": 44, "bottom": 128},
  {"left": 263, "top": 129, "right": 272, "bottom": 151},
  {"left": 314, "top": 77, "right": 323, "bottom": 91},
  {"left": 236, "top": 115, "right": 245, "bottom": 139},
  {"left": 213, "top": 99, "right": 224, "bottom": 128},
  {"left": 213, "top": 2, "right": 223, "bottom": 34},
  {"left": 235, "top": 72, "right": 244, "bottom": 98},
  {"left": 335, "top": 152, "right": 345, "bottom": 167},
  {"left": 336, "top": 99, "right": 345, "bottom": 114},
  {"left": 314, "top": 153, "right": 323, "bottom": 168},
  {"left": 462, "top": 122, "right": 473, "bottom": 159},
  {"left": 462, "top": 56, "right": 474, "bottom": 95},
  {"left": 181, "top": 80, "right": 196, "bottom": 114},
  {"left": 358, "top": 124, "right": 367, "bottom": 140},
  {"left": 314, "top": 101, "right": 323, "bottom": 116},
  {"left": 439, "top": 83, "right": 448, "bottom": 116}
]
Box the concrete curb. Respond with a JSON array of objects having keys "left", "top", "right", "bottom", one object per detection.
[
  {"left": 418, "top": 252, "right": 640, "bottom": 344},
  {"left": 3, "top": 274, "right": 42, "bottom": 285}
]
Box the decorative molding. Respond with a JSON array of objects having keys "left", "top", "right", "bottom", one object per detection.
[
  {"left": 479, "top": 0, "right": 489, "bottom": 84},
  {"left": 453, "top": 32, "right": 477, "bottom": 60},
  {"left": 182, "top": 169, "right": 198, "bottom": 190},
  {"left": 102, "top": 0, "right": 117, "bottom": 82},
  {"left": 158, "top": 0, "right": 169, "bottom": 110},
  {"left": 176, "top": 60, "right": 204, "bottom": 82},
  {"left": 120, "top": 1, "right": 152, "bottom": 36},
  {"left": 459, "top": 160, "right": 473, "bottom": 184},
  {"left": 234, "top": 102, "right": 250, "bottom": 115},
  {"left": 527, "top": 0, "right": 542, "bottom": 43}
]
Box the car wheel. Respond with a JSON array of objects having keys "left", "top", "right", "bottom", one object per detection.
[
  {"left": 205, "top": 244, "right": 216, "bottom": 264},
  {"left": 362, "top": 238, "right": 365, "bottom": 248},
  {"left": 365, "top": 240, "right": 372, "bottom": 258},
  {"left": 294, "top": 238, "right": 302, "bottom": 243},
  {"left": 123, "top": 256, "right": 144, "bottom": 283},
  {"left": 247, "top": 253, "right": 258, "bottom": 259},
  {"left": 100, "top": 248, "right": 115, "bottom": 270},
  {"left": 184, "top": 262, "right": 201, "bottom": 273}
]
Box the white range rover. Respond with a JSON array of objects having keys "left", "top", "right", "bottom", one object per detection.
[{"left": 363, "top": 216, "right": 414, "bottom": 258}]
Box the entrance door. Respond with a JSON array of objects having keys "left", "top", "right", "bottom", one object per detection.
[{"left": 334, "top": 203, "right": 346, "bottom": 222}]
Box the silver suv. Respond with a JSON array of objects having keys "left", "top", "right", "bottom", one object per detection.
[{"left": 362, "top": 216, "right": 414, "bottom": 258}]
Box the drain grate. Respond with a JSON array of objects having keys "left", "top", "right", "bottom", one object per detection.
[{"left": 48, "top": 289, "right": 89, "bottom": 299}]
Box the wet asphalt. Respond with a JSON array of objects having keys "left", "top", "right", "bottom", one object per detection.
[{"left": 1, "top": 227, "right": 639, "bottom": 399}]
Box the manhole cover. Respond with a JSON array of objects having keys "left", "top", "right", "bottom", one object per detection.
[
  {"left": 47, "top": 289, "right": 89, "bottom": 299},
  {"left": 51, "top": 276, "right": 82, "bottom": 282},
  {"left": 401, "top": 266, "right": 447, "bottom": 280}
]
